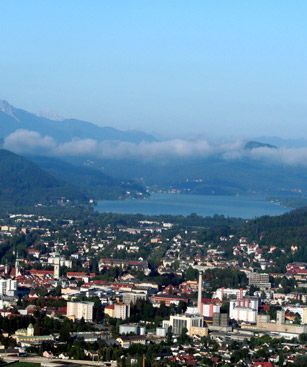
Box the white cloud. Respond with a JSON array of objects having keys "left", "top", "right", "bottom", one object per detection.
[
  {"left": 55, "top": 138, "right": 99, "bottom": 156},
  {"left": 3, "top": 129, "right": 56, "bottom": 155},
  {"left": 4, "top": 129, "right": 307, "bottom": 166}
]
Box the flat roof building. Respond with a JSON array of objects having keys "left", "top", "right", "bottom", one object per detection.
[{"left": 67, "top": 301, "right": 94, "bottom": 322}]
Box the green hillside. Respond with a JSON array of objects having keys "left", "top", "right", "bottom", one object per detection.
[
  {"left": 29, "top": 156, "right": 147, "bottom": 200},
  {"left": 0, "top": 149, "right": 87, "bottom": 207}
]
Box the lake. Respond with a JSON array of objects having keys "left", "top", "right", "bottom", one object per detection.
[{"left": 96, "top": 193, "right": 290, "bottom": 219}]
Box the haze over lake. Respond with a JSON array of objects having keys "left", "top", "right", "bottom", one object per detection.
[{"left": 96, "top": 193, "right": 290, "bottom": 219}]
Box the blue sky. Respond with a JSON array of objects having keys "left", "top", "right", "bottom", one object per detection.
[{"left": 0, "top": 1, "right": 306, "bottom": 138}]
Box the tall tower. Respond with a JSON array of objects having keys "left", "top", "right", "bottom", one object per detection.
[
  {"left": 198, "top": 270, "right": 203, "bottom": 314},
  {"left": 15, "top": 251, "right": 20, "bottom": 277},
  {"left": 4, "top": 260, "right": 9, "bottom": 276},
  {"left": 54, "top": 252, "right": 60, "bottom": 279}
]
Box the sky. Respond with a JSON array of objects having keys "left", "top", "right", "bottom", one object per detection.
[{"left": 0, "top": 1, "right": 306, "bottom": 138}]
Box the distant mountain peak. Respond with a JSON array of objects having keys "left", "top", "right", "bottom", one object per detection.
[
  {"left": 36, "top": 110, "right": 64, "bottom": 121},
  {"left": 0, "top": 99, "right": 156, "bottom": 143},
  {"left": 244, "top": 140, "right": 277, "bottom": 150},
  {"left": 0, "top": 99, "right": 19, "bottom": 121}
]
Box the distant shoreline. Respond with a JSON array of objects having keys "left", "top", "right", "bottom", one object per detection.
[{"left": 95, "top": 192, "right": 290, "bottom": 219}]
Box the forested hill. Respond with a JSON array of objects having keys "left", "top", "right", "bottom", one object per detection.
[
  {"left": 243, "top": 206, "right": 307, "bottom": 264},
  {"left": 0, "top": 149, "right": 87, "bottom": 207},
  {"left": 29, "top": 155, "right": 147, "bottom": 200}
]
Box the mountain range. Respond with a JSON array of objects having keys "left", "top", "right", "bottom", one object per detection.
[
  {"left": 80, "top": 155, "right": 307, "bottom": 200},
  {"left": 1, "top": 99, "right": 307, "bottom": 209},
  {"left": 0, "top": 99, "right": 155, "bottom": 143}
]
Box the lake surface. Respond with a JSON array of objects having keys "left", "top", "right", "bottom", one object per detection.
[{"left": 96, "top": 193, "right": 290, "bottom": 219}]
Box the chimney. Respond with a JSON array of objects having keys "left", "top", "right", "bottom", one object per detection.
[{"left": 198, "top": 270, "right": 203, "bottom": 314}]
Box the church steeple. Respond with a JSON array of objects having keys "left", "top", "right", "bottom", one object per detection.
[
  {"left": 4, "top": 260, "right": 9, "bottom": 276},
  {"left": 15, "top": 251, "right": 20, "bottom": 277},
  {"left": 54, "top": 251, "right": 60, "bottom": 279}
]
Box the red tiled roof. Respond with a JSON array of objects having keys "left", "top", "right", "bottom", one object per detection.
[
  {"left": 105, "top": 304, "right": 114, "bottom": 310},
  {"left": 253, "top": 362, "right": 274, "bottom": 367},
  {"left": 202, "top": 297, "right": 222, "bottom": 304},
  {"left": 30, "top": 269, "right": 53, "bottom": 275}
]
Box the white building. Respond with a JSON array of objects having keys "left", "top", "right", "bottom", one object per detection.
[
  {"left": 189, "top": 303, "right": 221, "bottom": 318},
  {"left": 229, "top": 296, "right": 259, "bottom": 324},
  {"left": 119, "top": 324, "right": 138, "bottom": 335},
  {"left": 105, "top": 303, "right": 131, "bottom": 320},
  {"left": 163, "top": 314, "right": 203, "bottom": 335},
  {"left": 119, "top": 324, "right": 146, "bottom": 335},
  {"left": 122, "top": 290, "right": 147, "bottom": 305},
  {"left": 202, "top": 303, "right": 221, "bottom": 318},
  {"left": 213, "top": 288, "right": 247, "bottom": 300},
  {"left": 229, "top": 304, "right": 257, "bottom": 323},
  {"left": 67, "top": 301, "right": 94, "bottom": 321},
  {"left": 0, "top": 278, "right": 17, "bottom": 297},
  {"left": 54, "top": 255, "right": 60, "bottom": 279},
  {"left": 48, "top": 256, "right": 72, "bottom": 268},
  {"left": 156, "top": 327, "right": 167, "bottom": 337},
  {"left": 114, "top": 303, "right": 130, "bottom": 319}
]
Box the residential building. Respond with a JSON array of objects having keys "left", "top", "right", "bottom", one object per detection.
[
  {"left": 248, "top": 272, "right": 271, "bottom": 289},
  {"left": 0, "top": 278, "right": 17, "bottom": 297},
  {"left": 163, "top": 314, "right": 204, "bottom": 336},
  {"left": 122, "top": 291, "right": 147, "bottom": 305},
  {"left": 242, "top": 312, "right": 307, "bottom": 338},
  {"left": 229, "top": 296, "right": 259, "bottom": 324},
  {"left": 151, "top": 294, "right": 189, "bottom": 307},
  {"left": 104, "top": 302, "right": 130, "bottom": 320},
  {"left": 119, "top": 324, "right": 146, "bottom": 335},
  {"left": 213, "top": 287, "right": 248, "bottom": 300},
  {"left": 67, "top": 301, "right": 94, "bottom": 321}
]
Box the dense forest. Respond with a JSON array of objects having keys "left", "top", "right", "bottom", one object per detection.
[
  {"left": 0, "top": 149, "right": 87, "bottom": 206},
  {"left": 244, "top": 206, "right": 307, "bottom": 264},
  {"left": 30, "top": 155, "right": 147, "bottom": 200},
  {"left": 0, "top": 150, "right": 146, "bottom": 209}
]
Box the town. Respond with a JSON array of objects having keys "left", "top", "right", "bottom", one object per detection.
[{"left": 0, "top": 210, "right": 306, "bottom": 367}]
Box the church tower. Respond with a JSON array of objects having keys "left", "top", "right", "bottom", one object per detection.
[
  {"left": 15, "top": 251, "right": 20, "bottom": 277},
  {"left": 4, "top": 260, "right": 9, "bottom": 276},
  {"left": 54, "top": 252, "right": 60, "bottom": 279}
]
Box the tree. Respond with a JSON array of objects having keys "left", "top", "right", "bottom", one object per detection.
[
  {"left": 299, "top": 333, "right": 307, "bottom": 344},
  {"left": 293, "top": 315, "right": 301, "bottom": 325},
  {"left": 293, "top": 355, "right": 307, "bottom": 367},
  {"left": 70, "top": 341, "right": 85, "bottom": 360},
  {"left": 201, "top": 336, "right": 208, "bottom": 347},
  {"left": 166, "top": 326, "right": 173, "bottom": 345},
  {"left": 185, "top": 267, "right": 198, "bottom": 281},
  {"left": 178, "top": 327, "right": 189, "bottom": 344},
  {"left": 279, "top": 351, "right": 285, "bottom": 367},
  {"left": 59, "top": 324, "right": 71, "bottom": 342}
]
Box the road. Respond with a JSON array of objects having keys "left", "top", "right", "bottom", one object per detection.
[{"left": 4, "top": 356, "right": 117, "bottom": 367}]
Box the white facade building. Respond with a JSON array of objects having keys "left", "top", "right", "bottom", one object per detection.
[
  {"left": 156, "top": 327, "right": 167, "bottom": 337},
  {"left": 114, "top": 303, "right": 130, "bottom": 319},
  {"left": 0, "top": 278, "right": 17, "bottom": 297},
  {"left": 163, "top": 314, "right": 203, "bottom": 335},
  {"left": 67, "top": 301, "right": 94, "bottom": 321},
  {"left": 213, "top": 288, "right": 247, "bottom": 300},
  {"left": 229, "top": 297, "right": 259, "bottom": 324}
]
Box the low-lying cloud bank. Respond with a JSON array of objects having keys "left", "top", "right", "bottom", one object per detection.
[{"left": 4, "top": 129, "right": 307, "bottom": 166}]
